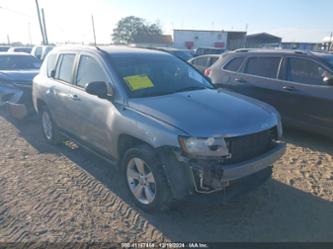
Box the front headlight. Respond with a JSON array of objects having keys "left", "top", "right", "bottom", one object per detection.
[{"left": 179, "top": 136, "right": 230, "bottom": 157}]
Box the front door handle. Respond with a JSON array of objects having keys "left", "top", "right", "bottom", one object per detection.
[
  {"left": 282, "top": 85, "right": 296, "bottom": 91},
  {"left": 70, "top": 94, "right": 81, "bottom": 101},
  {"left": 235, "top": 78, "right": 247, "bottom": 83}
]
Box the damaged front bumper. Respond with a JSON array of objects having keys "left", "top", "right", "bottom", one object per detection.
[
  {"left": 159, "top": 142, "right": 286, "bottom": 199},
  {"left": 0, "top": 84, "right": 33, "bottom": 119},
  {"left": 188, "top": 142, "right": 285, "bottom": 194}
]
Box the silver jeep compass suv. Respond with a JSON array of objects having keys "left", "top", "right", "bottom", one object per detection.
[{"left": 32, "top": 46, "right": 285, "bottom": 211}]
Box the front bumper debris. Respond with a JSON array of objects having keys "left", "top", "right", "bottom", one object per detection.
[
  {"left": 159, "top": 141, "right": 285, "bottom": 199},
  {"left": 188, "top": 142, "right": 286, "bottom": 194}
]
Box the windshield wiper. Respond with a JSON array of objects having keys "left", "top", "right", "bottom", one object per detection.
[
  {"left": 138, "top": 90, "right": 175, "bottom": 98},
  {"left": 176, "top": 85, "right": 213, "bottom": 93}
]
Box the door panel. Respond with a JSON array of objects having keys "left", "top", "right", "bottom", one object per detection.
[
  {"left": 64, "top": 54, "right": 115, "bottom": 153},
  {"left": 66, "top": 87, "right": 113, "bottom": 152},
  {"left": 229, "top": 73, "right": 292, "bottom": 118},
  {"left": 221, "top": 56, "right": 289, "bottom": 116},
  {"left": 47, "top": 53, "right": 76, "bottom": 130},
  {"left": 45, "top": 80, "right": 71, "bottom": 129},
  {"left": 281, "top": 57, "right": 333, "bottom": 130}
]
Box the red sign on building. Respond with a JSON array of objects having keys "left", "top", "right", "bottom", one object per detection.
[
  {"left": 185, "top": 41, "right": 194, "bottom": 49},
  {"left": 214, "top": 42, "right": 225, "bottom": 48}
]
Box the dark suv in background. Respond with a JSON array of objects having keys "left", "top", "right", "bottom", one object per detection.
[{"left": 208, "top": 49, "right": 333, "bottom": 137}]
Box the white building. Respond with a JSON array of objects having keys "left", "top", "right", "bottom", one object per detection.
[
  {"left": 323, "top": 36, "right": 333, "bottom": 51},
  {"left": 173, "top": 29, "right": 246, "bottom": 50}
]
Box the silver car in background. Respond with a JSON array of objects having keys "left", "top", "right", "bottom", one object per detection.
[
  {"left": 33, "top": 46, "right": 285, "bottom": 211},
  {"left": 0, "top": 52, "right": 40, "bottom": 119}
]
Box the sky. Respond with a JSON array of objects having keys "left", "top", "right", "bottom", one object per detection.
[{"left": 0, "top": 0, "right": 332, "bottom": 45}]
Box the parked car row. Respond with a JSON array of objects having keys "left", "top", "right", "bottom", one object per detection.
[
  {"left": 31, "top": 45, "right": 54, "bottom": 61},
  {"left": 0, "top": 52, "right": 41, "bottom": 119},
  {"left": 188, "top": 54, "right": 221, "bottom": 73},
  {"left": 140, "top": 46, "right": 227, "bottom": 62},
  {"left": 0, "top": 45, "right": 54, "bottom": 60},
  {"left": 31, "top": 46, "right": 285, "bottom": 211}
]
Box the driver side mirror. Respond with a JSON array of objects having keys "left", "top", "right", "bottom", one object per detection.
[
  {"left": 85, "top": 81, "right": 111, "bottom": 99},
  {"left": 323, "top": 75, "right": 333, "bottom": 86}
]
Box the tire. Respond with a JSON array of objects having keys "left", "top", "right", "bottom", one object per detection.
[
  {"left": 40, "top": 106, "right": 63, "bottom": 145},
  {"left": 122, "top": 144, "right": 174, "bottom": 212}
]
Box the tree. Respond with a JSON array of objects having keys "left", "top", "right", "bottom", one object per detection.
[{"left": 112, "top": 16, "right": 162, "bottom": 44}]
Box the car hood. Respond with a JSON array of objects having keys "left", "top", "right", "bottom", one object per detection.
[
  {"left": 0, "top": 70, "right": 39, "bottom": 85},
  {"left": 128, "top": 89, "right": 279, "bottom": 137}
]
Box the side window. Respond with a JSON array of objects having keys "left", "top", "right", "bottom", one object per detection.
[
  {"left": 286, "top": 58, "right": 327, "bottom": 85},
  {"left": 244, "top": 57, "right": 281, "bottom": 78},
  {"left": 46, "top": 53, "right": 57, "bottom": 77},
  {"left": 209, "top": 57, "right": 219, "bottom": 66},
  {"left": 195, "top": 57, "right": 209, "bottom": 67},
  {"left": 55, "top": 54, "right": 76, "bottom": 83},
  {"left": 223, "top": 57, "right": 244, "bottom": 72},
  {"left": 76, "top": 55, "right": 108, "bottom": 88}
]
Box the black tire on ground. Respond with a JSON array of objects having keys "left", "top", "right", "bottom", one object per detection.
[
  {"left": 122, "top": 144, "right": 174, "bottom": 212},
  {"left": 40, "top": 106, "right": 63, "bottom": 145}
]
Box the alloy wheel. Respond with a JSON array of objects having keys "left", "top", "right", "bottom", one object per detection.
[{"left": 126, "top": 157, "right": 157, "bottom": 205}]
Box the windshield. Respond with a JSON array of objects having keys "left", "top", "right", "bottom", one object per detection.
[
  {"left": 110, "top": 54, "right": 214, "bottom": 98},
  {"left": 0, "top": 55, "right": 41, "bottom": 70}
]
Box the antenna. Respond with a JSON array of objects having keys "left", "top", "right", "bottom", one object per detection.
[
  {"left": 41, "top": 8, "right": 49, "bottom": 45},
  {"left": 91, "top": 14, "right": 97, "bottom": 46}
]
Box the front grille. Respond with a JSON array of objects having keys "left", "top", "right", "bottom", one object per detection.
[{"left": 223, "top": 127, "right": 277, "bottom": 165}]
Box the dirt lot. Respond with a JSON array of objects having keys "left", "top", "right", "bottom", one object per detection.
[{"left": 0, "top": 111, "right": 333, "bottom": 243}]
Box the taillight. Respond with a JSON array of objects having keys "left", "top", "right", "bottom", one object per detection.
[{"left": 204, "top": 68, "right": 212, "bottom": 77}]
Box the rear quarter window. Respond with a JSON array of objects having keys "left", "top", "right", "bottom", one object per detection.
[
  {"left": 55, "top": 54, "right": 76, "bottom": 83},
  {"left": 47, "top": 53, "right": 57, "bottom": 77}
]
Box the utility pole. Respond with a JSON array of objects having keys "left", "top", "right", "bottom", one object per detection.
[
  {"left": 91, "top": 14, "right": 97, "bottom": 46},
  {"left": 35, "top": 0, "right": 45, "bottom": 45},
  {"left": 244, "top": 24, "right": 248, "bottom": 48},
  {"left": 41, "top": 8, "right": 48, "bottom": 45},
  {"left": 28, "top": 22, "right": 32, "bottom": 45}
]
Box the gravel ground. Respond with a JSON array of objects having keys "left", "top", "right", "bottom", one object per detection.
[{"left": 0, "top": 112, "right": 333, "bottom": 243}]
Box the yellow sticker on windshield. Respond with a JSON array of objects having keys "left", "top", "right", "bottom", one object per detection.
[{"left": 123, "top": 74, "right": 154, "bottom": 91}]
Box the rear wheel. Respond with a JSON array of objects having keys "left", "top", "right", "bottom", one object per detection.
[
  {"left": 40, "top": 107, "right": 63, "bottom": 144},
  {"left": 122, "top": 145, "right": 173, "bottom": 211}
]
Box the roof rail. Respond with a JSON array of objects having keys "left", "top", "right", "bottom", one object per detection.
[
  {"left": 234, "top": 48, "right": 250, "bottom": 53},
  {"left": 95, "top": 46, "right": 110, "bottom": 55},
  {"left": 293, "top": 50, "right": 307, "bottom": 55}
]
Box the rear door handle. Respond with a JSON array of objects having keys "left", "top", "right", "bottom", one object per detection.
[
  {"left": 70, "top": 94, "right": 81, "bottom": 101},
  {"left": 282, "top": 86, "right": 296, "bottom": 91},
  {"left": 235, "top": 78, "right": 247, "bottom": 83}
]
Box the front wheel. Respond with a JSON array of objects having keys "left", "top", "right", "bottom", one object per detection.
[
  {"left": 40, "top": 107, "right": 63, "bottom": 144},
  {"left": 122, "top": 145, "right": 173, "bottom": 212}
]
